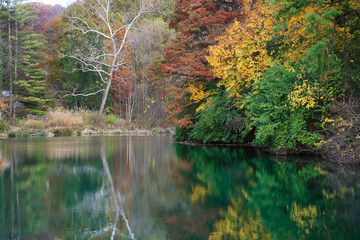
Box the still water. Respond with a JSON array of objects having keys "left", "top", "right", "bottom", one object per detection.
[{"left": 0, "top": 136, "right": 360, "bottom": 239}]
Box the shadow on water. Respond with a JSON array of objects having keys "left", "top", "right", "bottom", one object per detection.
[{"left": 0, "top": 136, "right": 359, "bottom": 239}]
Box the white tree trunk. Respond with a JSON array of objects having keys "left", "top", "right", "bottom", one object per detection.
[{"left": 64, "top": 0, "right": 153, "bottom": 120}]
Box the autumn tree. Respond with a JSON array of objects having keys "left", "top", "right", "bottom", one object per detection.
[
  {"left": 44, "top": 13, "right": 105, "bottom": 108},
  {"left": 196, "top": 0, "right": 360, "bottom": 162},
  {"left": 63, "top": 0, "right": 154, "bottom": 122},
  {"left": 162, "top": 0, "right": 242, "bottom": 127},
  {"left": 28, "top": 2, "right": 64, "bottom": 32},
  {"left": 121, "top": 17, "right": 175, "bottom": 124},
  {"left": 207, "top": 0, "right": 277, "bottom": 98},
  {"left": 111, "top": 46, "right": 133, "bottom": 121}
]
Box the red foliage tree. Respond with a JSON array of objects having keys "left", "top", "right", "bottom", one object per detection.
[
  {"left": 161, "top": 0, "right": 243, "bottom": 126},
  {"left": 111, "top": 47, "right": 134, "bottom": 120},
  {"left": 111, "top": 68, "right": 133, "bottom": 119},
  {"left": 162, "top": 0, "right": 242, "bottom": 79}
]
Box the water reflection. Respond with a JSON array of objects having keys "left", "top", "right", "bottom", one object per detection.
[
  {"left": 174, "top": 144, "right": 360, "bottom": 240},
  {"left": 0, "top": 137, "right": 359, "bottom": 239},
  {"left": 99, "top": 140, "right": 134, "bottom": 239},
  {"left": 0, "top": 136, "right": 175, "bottom": 239}
]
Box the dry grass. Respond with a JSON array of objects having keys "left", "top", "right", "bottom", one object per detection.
[
  {"left": 15, "top": 108, "right": 171, "bottom": 135},
  {"left": 24, "top": 119, "right": 45, "bottom": 129},
  {"left": 45, "top": 109, "right": 85, "bottom": 128},
  {"left": 76, "top": 109, "right": 98, "bottom": 126}
]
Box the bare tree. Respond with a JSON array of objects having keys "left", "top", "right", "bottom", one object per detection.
[{"left": 64, "top": 0, "right": 153, "bottom": 122}]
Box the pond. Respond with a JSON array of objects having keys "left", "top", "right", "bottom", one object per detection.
[{"left": 0, "top": 136, "right": 360, "bottom": 239}]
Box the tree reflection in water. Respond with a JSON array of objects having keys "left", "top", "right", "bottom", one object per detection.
[
  {"left": 99, "top": 138, "right": 134, "bottom": 239},
  {"left": 0, "top": 137, "right": 360, "bottom": 239},
  {"left": 173, "top": 144, "right": 360, "bottom": 240}
]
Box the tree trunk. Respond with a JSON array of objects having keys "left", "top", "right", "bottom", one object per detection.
[
  {"left": 96, "top": 57, "right": 116, "bottom": 125},
  {"left": 96, "top": 77, "right": 112, "bottom": 125},
  {"left": 118, "top": 80, "right": 122, "bottom": 117},
  {"left": 0, "top": 24, "right": 3, "bottom": 99},
  {"left": 8, "top": 20, "right": 13, "bottom": 120},
  {"left": 13, "top": 16, "right": 18, "bottom": 121}
]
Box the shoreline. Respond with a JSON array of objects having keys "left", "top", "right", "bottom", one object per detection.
[
  {"left": 0, "top": 127, "right": 175, "bottom": 138},
  {"left": 175, "top": 140, "right": 360, "bottom": 166},
  {"left": 2, "top": 129, "right": 357, "bottom": 165},
  {"left": 173, "top": 140, "right": 360, "bottom": 165},
  {"left": 175, "top": 139, "right": 322, "bottom": 156}
]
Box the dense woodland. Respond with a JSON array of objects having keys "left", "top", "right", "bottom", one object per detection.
[{"left": 0, "top": 0, "right": 359, "bottom": 164}]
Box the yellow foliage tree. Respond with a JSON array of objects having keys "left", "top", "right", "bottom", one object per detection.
[
  {"left": 207, "top": 0, "right": 278, "bottom": 98},
  {"left": 274, "top": 0, "right": 356, "bottom": 62},
  {"left": 207, "top": 0, "right": 356, "bottom": 101},
  {"left": 188, "top": 84, "right": 217, "bottom": 112}
]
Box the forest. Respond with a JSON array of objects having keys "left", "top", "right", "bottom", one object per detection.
[{"left": 0, "top": 0, "right": 359, "bottom": 164}]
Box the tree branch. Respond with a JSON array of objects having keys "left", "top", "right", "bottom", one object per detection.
[{"left": 60, "top": 88, "right": 106, "bottom": 98}]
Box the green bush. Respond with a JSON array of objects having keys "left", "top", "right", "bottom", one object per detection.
[
  {"left": 8, "top": 132, "right": 17, "bottom": 138},
  {"left": 29, "top": 109, "right": 46, "bottom": 116},
  {"left": 8, "top": 131, "right": 30, "bottom": 138},
  {"left": 174, "top": 126, "right": 193, "bottom": 142},
  {"left": 53, "top": 128, "right": 73, "bottom": 136},
  {"left": 0, "top": 117, "right": 9, "bottom": 132},
  {"left": 35, "top": 131, "right": 47, "bottom": 137},
  {"left": 105, "top": 114, "right": 117, "bottom": 125},
  {"left": 243, "top": 63, "right": 323, "bottom": 149},
  {"left": 190, "top": 90, "right": 244, "bottom": 143}
]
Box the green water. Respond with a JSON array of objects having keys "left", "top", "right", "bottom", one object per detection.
[{"left": 0, "top": 136, "right": 359, "bottom": 239}]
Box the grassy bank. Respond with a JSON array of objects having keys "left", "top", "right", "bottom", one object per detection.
[{"left": 0, "top": 109, "right": 174, "bottom": 138}]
